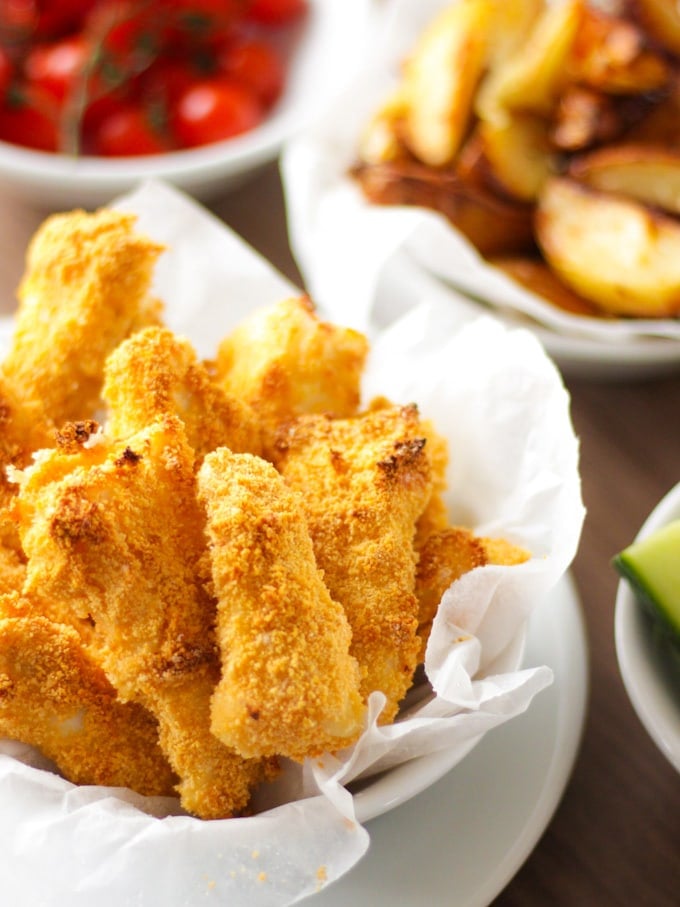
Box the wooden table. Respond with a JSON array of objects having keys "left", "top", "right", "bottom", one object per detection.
[{"left": 0, "top": 163, "right": 678, "bottom": 906}]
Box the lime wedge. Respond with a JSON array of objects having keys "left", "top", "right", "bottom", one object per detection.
[{"left": 613, "top": 519, "right": 680, "bottom": 643}]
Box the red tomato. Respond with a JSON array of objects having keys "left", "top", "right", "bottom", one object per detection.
[
  {"left": 0, "top": 47, "right": 14, "bottom": 102},
  {"left": 0, "top": 0, "right": 39, "bottom": 40},
  {"left": 246, "top": 0, "right": 307, "bottom": 26},
  {"left": 35, "top": 0, "right": 98, "bottom": 39},
  {"left": 165, "top": 0, "right": 247, "bottom": 27},
  {"left": 91, "top": 103, "right": 169, "bottom": 156},
  {"left": 172, "top": 78, "right": 262, "bottom": 147},
  {"left": 0, "top": 86, "right": 58, "bottom": 151},
  {"left": 138, "top": 58, "right": 197, "bottom": 107},
  {"left": 219, "top": 38, "right": 284, "bottom": 107},
  {"left": 24, "top": 36, "right": 88, "bottom": 103}
]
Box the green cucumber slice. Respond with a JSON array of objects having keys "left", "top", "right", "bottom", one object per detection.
[{"left": 613, "top": 519, "right": 680, "bottom": 644}]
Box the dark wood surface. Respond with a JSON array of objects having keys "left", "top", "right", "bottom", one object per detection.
[{"left": 0, "top": 162, "right": 678, "bottom": 906}]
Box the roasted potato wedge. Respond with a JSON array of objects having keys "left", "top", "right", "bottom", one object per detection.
[
  {"left": 400, "top": 0, "right": 493, "bottom": 166},
  {"left": 401, "top": 0, "right": 543, "bottom": 167},
  {"left": 569, "top": 144, "right": 680, "bottom": 215},
  {"left": 624, "top": 82, "right": 680, "bottom": 147},
  {"left": 632, "top": 0, "right": 680, "bottom": 57},
  {"left": 551, "top": 86, "right": 652, "bottom": 152},
  {"left": 535, "top": 176, "right": 680, "bottom": 317},
  {"left": 490, "top": 255, "right": 609, "bottom": 317},
  {"left": 357, "top": 92, "right": 409, "bottom": 166},
  {"left": 567, "top": 5, "right": 670, "bottom": 94},
  {"left": 476, "top": 0, "right": 584, "bottom": 120},
  {"left": 477, "top": 114, "right": 554, "bottom": 201},
  {"left": 352, "top": 158, "right": 534, "bottom": 257}
]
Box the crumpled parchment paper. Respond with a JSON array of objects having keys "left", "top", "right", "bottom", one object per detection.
[{"left": 0, "top": 180, "right": 584, "bottom": 906}]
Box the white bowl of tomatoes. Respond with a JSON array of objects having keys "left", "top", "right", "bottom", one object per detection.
[{"left": 0, "top": 0, "right": 374, "bottom": 208}]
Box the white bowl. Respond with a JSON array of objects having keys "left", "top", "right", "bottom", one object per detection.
[
  {"left": 0, "top": 0, "right": 374, "bottom": 209},
  {"left": 615, "top": 482, "right": 680, "bottom": 772}
]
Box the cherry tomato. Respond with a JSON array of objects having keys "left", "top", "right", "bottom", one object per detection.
[
  {"left": 0, "top": 47, "right": 14, "bottom": 102},
  {"left": 246, "top": 0, "right": 307, "bottom": 26},
  {"left": 166, "top": 0, "right": 247, "bottom": 29},
  {"left": 171, "top": 78, "right": 262, "bottom": 147},
  {"left": 35, "top": 0, "right": 98, "bottom": 39},
  {"left": 219, "top": 38, "right": 284, "bottom": 107},
  {"left": 138, "top": 58, "right": 197, "bottom": 108},
  {"left": 91, "top": 102, "right": 169, "bottom": 156},
  {"left": 0, "top": 0, "right": 39, "bottom": 42},
  {"left": 0, "top": 85, "right": 57, "bottom": 151},
  {"left": 24, "top": 35, "right": 88, "bottom": 103}
]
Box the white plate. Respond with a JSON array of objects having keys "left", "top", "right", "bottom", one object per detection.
[
  {"left": 308, "top": 572, "right": 588, "bottom": 906},
  {"left": 615, "top": 483, "right": 680, "bottom": 773}
]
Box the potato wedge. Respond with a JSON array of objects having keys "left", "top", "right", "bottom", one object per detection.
[
  {"left": 569, "top": 144, "right": 680, "bottom": 215},
  {"left": 352, "top": 159, "right": 534, "bottom": 256},
  {"left": 476, "top": 0, "right": 584, "bottom": 120},
  {"left": 624, "top": 83, "right": 680, "bottom": 148},
  {"left": 551, "top": 85, "right": 650, "bottom": 152},
  {"left": 633, "top": 0, "right": 680, "bottom": 57},
  {"left": 490, "top": 255, "right": 608, "bottom": 317},
  {"left": 357, "top": 91, "right": 409, "bottom": 165},
  {"left": 478, "top": 114, "right": 554, "bottom": 201},
  {"left": 400, "top": 0, "right": 493, "bottom": 166},
  {"left": 567, "top": 5, "right": 670, "bottom": 95},
  {"left": 401, "top": 0, "right": 543, "bottom": 167},
  {"left": 535, "top": 176, "right": 680, "bottom": 317}
]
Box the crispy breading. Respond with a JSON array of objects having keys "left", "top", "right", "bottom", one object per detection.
[
  {"left": 102, "top": 326, "right": 263, "bottom": 461},
  {"left": 14, "top": 416, "right": 273, "bottom": 819},
  {"left": 272, "top": 403, "right": 433, "bottom": 723},
  {"left": 215, "top": 297, "right": 369, "bottom": 453},
  {"left": 0, "top": 545, "right": 25, "bottom": 598},
  {"left": 1, "top": 209, "right": 163, "bottom": 428},
  {"left": 0, "top": 613, "right": 177, "bottom": 796},
  {"left": 0, "top": 373, "right": 55, "bottom": 575},
  {"left": 415, "top": 526, "right": 531, "bottom": 657},
  {"left": 198, "top": 448, "right": 365, "bottom": 761}
]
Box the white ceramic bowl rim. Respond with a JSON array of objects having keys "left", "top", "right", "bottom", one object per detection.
[{"left": 615, "top": 481, "right": 680, "bottom": 773}]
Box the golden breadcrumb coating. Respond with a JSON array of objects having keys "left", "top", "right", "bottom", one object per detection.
[
  {"left": 414, "top": 417, "right": 451, "bottom": 548},
  {"left": 215, "top": 296, "right": 369, "bottom": 452},
  {"left": 1, "top": 209, "right": 163, "bottom": 427},
  {"left": 14, "top": 416, "right": 272, "bottom": 818},
  {"left": 272, "top": 404, "right": 433, "bottom": 723},
  {"left": 0, "top": 613, "right": 177, "bottom": 796},
  {"left": 102, "top": 326, "right": 263, "bottom": 461},
  {"left": 415, "top": 527, "right": 531, "bottom": 657},
  {"left": 0, "top": 545, "right": 25, "bottom": 598},
  {"left": 198, "top": 448, "right": 365, "bottom": 761}
]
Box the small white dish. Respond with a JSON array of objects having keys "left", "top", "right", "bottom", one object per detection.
[
  {"left": 615, "top": 483, "right": 680, "bottom": 773},
  {"left": 311, "top": 572, "right": 588, "bottom": 905},
  {"left": 0, "top": 0, "right": 375, "bottom": 209}
]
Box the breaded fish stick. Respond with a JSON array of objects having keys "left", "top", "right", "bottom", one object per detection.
[
  {"left": 1, "top": 209, "right": 163, "bottom": 427},
  {"left": 102, "top": 326, "right": 263, "bottom": 461},
  {"left": 415, "top": 527, "right": 531, "bottom": 657},
  {"left": 14, "top": 416, "right": 272, "bottom": 818},
  {"left": 198, "top": 448, "right": 365, "bottom": 761},
  {"left": 0, "top": 614, "right": 177, "bottom": 796},
  {"left": 272, "top": 404, "right": 433, "bottom": 723},
  {"left": 215, "top": 297, "right": 368, "bottom": 453}
]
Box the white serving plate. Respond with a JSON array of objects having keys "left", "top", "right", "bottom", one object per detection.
[{"left": 310, "top": 572, "right": 588, "bottom": 905}]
